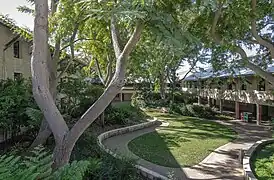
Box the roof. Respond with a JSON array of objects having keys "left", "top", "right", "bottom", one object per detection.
[
  {"left": 185, "top": 64, "right": 274, "bottom": 81},
  {"left": 0, "top": 14, "right": 32, "bottom": 42}
]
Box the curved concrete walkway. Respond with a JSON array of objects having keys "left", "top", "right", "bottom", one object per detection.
[{"left": 102, "top": 119, "right": 271, "bottom": 180}]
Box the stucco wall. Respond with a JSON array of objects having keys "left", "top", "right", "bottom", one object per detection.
[{"left": 0, "top": 24, "right": 31, "bottom": 79}]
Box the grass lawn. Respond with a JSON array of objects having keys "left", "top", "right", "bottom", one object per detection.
[
  {"left": 128, "top": 111, "right": 236, "bottom": 168},
  {"left": 251, "top": 143, "right": 274, "bottom": 180}
]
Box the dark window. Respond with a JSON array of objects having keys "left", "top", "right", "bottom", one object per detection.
[
  {"left": 14, "top": 72, "right": 23, "bottom": 80},
  {"left": 258, "top": 79, "right": 265, "bottom": 91},
  {"left": 201, "top": 81, "right": 205, "bottom": 89},
  {"left": 241, "top": 84, "right": 247, "bottom": 90},
  {"left": 13, "top": 41, "right": 20, "bottom": 58},
  {"left": 189, "top": 82, "right": 192, "bottom": 88},
  {"left": 228, "top": 84, "right": 233, "bottom": 90}
]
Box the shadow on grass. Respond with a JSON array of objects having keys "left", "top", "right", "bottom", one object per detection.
[{"left": 126, "top": 112, "right": 238, "bottom": 179}]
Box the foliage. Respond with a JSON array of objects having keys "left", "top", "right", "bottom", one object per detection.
[
  {"left": 0, "top": 79, "right": 37, "bottom": 134},
  {"left": 0, "top": 146, "right": 90, "bottom": 180},
  {"left": 169, "top": 103, "right": 183, "bottom": 115},
  {"left": 25, "top": 107, "right": 44, "bottom": 130},
  {"left": 58, "top": 76, "right": 104, "bottom": 119},
  {"left": 88, "top": 154, "right": 142, "bottom": 180},
  {"left": 251, "top": 143, "right": 274, "bottom": 180},
  {"left": 105, "top": 102, "right": 146, "bottom": 125},
  {"left": 186, "top": 104, "right": 216, "bottom": 119}
]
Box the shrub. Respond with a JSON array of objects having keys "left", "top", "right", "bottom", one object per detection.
[
  {"left": 0, "top": 79, "right": 37, "bottom": 137},
  {"left": 186, "top": 104, "right": 216, "bottom": 118},
  {"left": 169, "top": 103, "right": 182, "bottom": 114},
  {"left": 58, "top": 77, "right": 104, "bottom": 119},
  {"left": 180, "top": 105, "right": 193, "bottom": 116},
  {"left": 88, "top": 154, "right": 142, "bottom": 180},
  {"left": 105, "top": 102, "right": 146, "bottom": 125}
]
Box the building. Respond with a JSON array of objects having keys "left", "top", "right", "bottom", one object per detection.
[
  {"left": 182, "top": 67, "right": 274, "bottom": 125},
  {"left": 0, "top": 16, "right": 32, "bottom": 80}
]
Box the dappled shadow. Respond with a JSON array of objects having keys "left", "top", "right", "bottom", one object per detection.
[
  {"left": 103, "top": 112, "right": 271, "bottom": 180},
  {"left": 103, "top": 124, "right": 190, "bottom": 179}
]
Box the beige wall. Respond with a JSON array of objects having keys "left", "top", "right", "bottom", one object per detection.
[{"left": 0, "top": 24, "right": 31, "bottom": 80}]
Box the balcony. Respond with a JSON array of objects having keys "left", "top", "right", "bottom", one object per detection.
[{"left": 182, "top": 88, "right": 274, "bottom": 106}]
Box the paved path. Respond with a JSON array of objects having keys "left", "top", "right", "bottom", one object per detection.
[{"left": 103, "top": 120, "right": 271, "bottom": 180}]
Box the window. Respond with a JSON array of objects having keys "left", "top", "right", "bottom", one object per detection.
[
  {"left": 14, "top": 72, "right": 23, "bottom": 80},
  {"left": 241, "top": 84, "right": 247, "bottom": 90},
  {"left": 228, "top": 84, "right": 233, "bottom": 90},
  {"left": 13, "top": 41, "right": 20, "bottom": 58},
  {"left": 257, "top": 79, "right": 265, "bottom": 91}
]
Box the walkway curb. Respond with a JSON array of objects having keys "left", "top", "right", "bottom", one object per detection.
[
  {"left": 97, "top": 119, "right": 169, "bottom": 180},
  {"left": 243, "top": 138, "right": 274, "bottom": 180}
]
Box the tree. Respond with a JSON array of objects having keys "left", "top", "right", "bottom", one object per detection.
[
  {"left": 189, "top": 0, "right": 274, "bottom": 85},
  {"left": 31, "top": 0, "right": 196, "bottom": 168}
]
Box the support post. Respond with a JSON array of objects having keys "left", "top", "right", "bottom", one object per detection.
[
  {"left": 235, "top": 101, "right": 240, "bottom": 119},
  {"left": 207, "top": 96, "right": 211, "bottom": 107},
  {"left": 256, "top": 104, "right": 262, "bottom": 125},
  {"left": 198, "top": 96, "right": 202, "bottom": 105},
  {"left": 219, "top": 99, "right": 223, "bottom": 113},
  {"left": 120, "top": 92, "right": 123, "bottom": 102}
]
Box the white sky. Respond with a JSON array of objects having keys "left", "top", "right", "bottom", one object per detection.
[{"left": 0, "top": 0, "right": 34, "bottom": 29}]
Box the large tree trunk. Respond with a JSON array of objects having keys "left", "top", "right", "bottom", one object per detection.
[{"left": 30, "top": 118, "right": 52, "bottom": 148}]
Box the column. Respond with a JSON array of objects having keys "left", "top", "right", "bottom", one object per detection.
[
  {"left": 198, "top": 96, "right": 202, "bottom": 105},
  {"left": 235, "top": 101, "right": 240, "bottom": 119},
  {"left": 207, "top": 96, "right": 211, "bottom": 107},
  {"left": 219, "top": 99, "right": 223, "bottom": 113},
  {"left": 256, "top": 104, "right": 262, "bottom": 125},
  {"left": 120, "top": 92, "right": 123, "bottom": 102}
]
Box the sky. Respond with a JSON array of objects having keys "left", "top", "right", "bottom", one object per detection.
[{"left": 0, "top": 0, "right": 34, "bottom": 29}]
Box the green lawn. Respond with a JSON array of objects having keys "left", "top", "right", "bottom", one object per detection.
[
  {"left": 251, "top": 143, "right": 274, "bottom": 180},
  {"left": 128, "top": 111, "right": 236, "bottom": 168}
]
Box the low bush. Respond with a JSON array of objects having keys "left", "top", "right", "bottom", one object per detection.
[
  {"left": 186, "top": 104, "right": 216, "bottom": 118},
  {"left": 58, "top": 77, "right": 104, "bottom": 120},
  {"left": 88, "top": 154, "right": 142, "bottom": 180},
  {"left": 180, "top": 105, "right": 193, "bottom": 116},
  {"left": 169, "top": 103, "right": 183, "bottom": 114},
  {"left": 105, "top": 102, "right": 146, "bottom": 125},
  {"left": 0, "top": 79, "right": 37, "bottom": 139}
]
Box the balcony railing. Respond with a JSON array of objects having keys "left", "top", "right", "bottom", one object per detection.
[{"left": 182, "top": 88, "right": 274, "bottom": 106}]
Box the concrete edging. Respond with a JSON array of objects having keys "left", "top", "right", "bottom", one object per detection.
[
  {"left": 243, "top": 138, "right": 274, "bottom": 180},
  {"left": 97, "top": 119, "right": 169, "bottom": 180}
]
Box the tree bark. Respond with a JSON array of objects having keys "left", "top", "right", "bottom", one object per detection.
[{"left": 32, "top": 0, "right": 69, "bottom": 145}]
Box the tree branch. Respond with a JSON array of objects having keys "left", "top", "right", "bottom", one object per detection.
[
  {"left": 94, "top": 58, "right": 105, "bottom": 85},
  {"left": 65, "top": 20, "right": 145, "bottom": 151},
  {"left": 60, "top": 38, "right": 93, "bottom": 51},
  {"left": 180, "top": 58, "right": 199, "bottom": 81},
  {"left": 105, "top": 54, "right": 113, "bottom": 86},
  {"left": 111, "top": 16, "right": 122, "bottom": 59},
  {"left": 251, "top": 0, "right": 274, "bottom": 58},
  {"left": 120, "top": 21, "right": 144, "bottom": 58}
]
